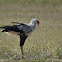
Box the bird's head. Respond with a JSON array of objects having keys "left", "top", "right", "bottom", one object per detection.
[{"left": 30, "top": 18, "right": 40, "bottom": 26}]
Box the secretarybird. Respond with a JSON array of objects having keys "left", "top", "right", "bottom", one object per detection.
[{"left": 0, "top": 18, "right": 40, "bottom": 58}]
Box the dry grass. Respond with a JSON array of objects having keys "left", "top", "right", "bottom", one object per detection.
[{"left": 0, "top": 0, "right": 62, "bottom": 62}]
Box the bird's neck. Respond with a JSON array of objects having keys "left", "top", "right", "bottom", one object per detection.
[
  {"left": 30, "top": 21, "right": 36, "bottom": 26},
  {"left": 29, "top": 21, "right": 36, "bottom": 30}
]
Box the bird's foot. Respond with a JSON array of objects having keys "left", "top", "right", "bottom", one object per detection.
[
  {"left": 22, "top": 55, "right": 25, "bottom": 59},
  {"left": 13, "top": 54, "right": 21, "bottom": 60}
]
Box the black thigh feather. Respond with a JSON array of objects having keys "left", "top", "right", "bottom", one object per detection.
[{"left": 20, "top": 35, "right": 28, "bottom": 46}]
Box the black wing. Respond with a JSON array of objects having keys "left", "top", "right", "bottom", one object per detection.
[
  {"left": 0, "top": 25, "right": 20, "bottom": 32},
  {"left": 11, "top": 22, "right": 26, "bottom": 25}
]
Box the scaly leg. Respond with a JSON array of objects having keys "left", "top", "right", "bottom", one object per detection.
[{"left": 20, "top": 46, "right": 25, "bottom": 59}]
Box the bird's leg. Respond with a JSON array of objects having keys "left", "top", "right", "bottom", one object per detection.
[
  {"left": 20, "top": 34, "right": 28, "bottom": 59},
  {"left": 20, "top": 46, "right": 24, "bottom": 58},
  {"left": 21, "top": 46, "right": 24, "bottom": 56}
]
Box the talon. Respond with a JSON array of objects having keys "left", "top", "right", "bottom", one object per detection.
[{"left": 22, "top": 55, "right": 25, "bottom": 59}]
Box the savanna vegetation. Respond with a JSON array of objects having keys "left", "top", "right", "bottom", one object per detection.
[{"left": 0, "top": 0, "right": 62, "bottom": 62}]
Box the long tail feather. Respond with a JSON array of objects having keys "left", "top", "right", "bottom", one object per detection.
[
  {"left": 0, "top": 26, "right": 12, "bottom": 32},
  {"left": 0, "top": 26, "right": 11, "bottom": 29}
]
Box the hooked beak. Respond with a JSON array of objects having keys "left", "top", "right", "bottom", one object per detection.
[{"left": 37, "top": 21, "right": 40, "bottom": 26}]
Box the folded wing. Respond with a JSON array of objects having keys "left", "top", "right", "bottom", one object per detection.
[{"left": 0, "top": 23, "right": 33, "bottom": 35}]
